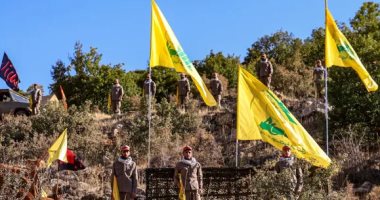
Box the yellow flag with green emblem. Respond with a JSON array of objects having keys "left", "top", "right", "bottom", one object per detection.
[
  {"left": 178, "top": 174, "right": 186, "bottom": 200},
  {"left": 47, "top": 129, "right": 68, "bottom": 167},
  {"left": 112, "top": 176, "right": 120, "bottom": 200},
  {"left": 325, "top": 6, "right": 378, "bottom": 92},
  {"left": 237, "top": 67, "right": 331, "bottom": 168},
  {"left": 150, "top": 0, "right": 216, "bottom": 106}
]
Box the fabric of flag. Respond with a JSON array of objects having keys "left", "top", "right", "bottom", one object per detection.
[
  {"left": 107, "top": 93, "right": 111, "bottom": 113},
  {"left": 325, "top": 7, "right": 378, "bottom": 92},
  {"left": 59, "top": 85, "right": 68, "bottom": 110},
  {"left": 178, "top": 174, "right": 186, "bottom": 200},
  {"left": 47, "top": 129, "right": 68, "bottom": 167},
  {"left": 150, "top": 0, "right": 216, "bottom": 106},
  {"left": 237, "top": 67, "right": 331, "bottom": 168},
  {"left": 58, "top": 149, "right": 86, "bottom": 171},
  {"left": 41, "top": 189, "right": 48, "bottom": 198},
  {"left": 112, "top": 176, "right": 120, "bottom": 200},
  {"left": 0, "top": 53, "right": 20, "bottom": 91}
]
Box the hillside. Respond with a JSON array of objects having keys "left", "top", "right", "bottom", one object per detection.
[{"left": 0, "top": 93, "right": 379, "bottom": 199}]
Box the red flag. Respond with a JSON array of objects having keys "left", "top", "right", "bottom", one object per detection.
[
  {"left": 58, "top": 149, "right": 86, "bottom": 171},
  {"left": 60, "top": 85, "right": 68, "bottom": 110}
]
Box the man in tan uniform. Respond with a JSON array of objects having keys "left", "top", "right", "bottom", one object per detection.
[
  {"left": 313, "top": 60, "right": 326, "bottom": 102},
  {"left": 256, "top": 53, "right": 273, "bottom": 88},
  {"left": 143, "top": 73, "right": 156, "bottom": 98},
  {"left": 275, "top": 146, "right": 303, "bottom": 200},
  {"left": 177, "top": 73, "right": 191, "bottom": 110},
  {"left": 30, "top": 83, "right": 42, "bottom": 115},
  {"left": 174, "top": 145, "right": 203, "bottom": 200},
  {"left": 111, "top": 79, "right": 124, "bottom": 115},
  {"left": 209, "top": 72, "right": 223, "bottom": 109},
  {"left": 111, "top": 145, "right": 138, "bottom": 200}
]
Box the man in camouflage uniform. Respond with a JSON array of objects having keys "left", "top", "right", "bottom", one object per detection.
[
  {"left": 313, "top": 60, "right": 326, "bottom": 102},
  {"left": 275, "top": 146, "right": 303, "bottom": 200},
  {"left": 143, "top": 73, "right": 156, "bottom": 99},
  {"left": 30, "top": 83, "right": 42, "bottom": 115},
  {"left": 177, "top": 73, "right": 190, "bottom": 110},
  {"left": 111, "top": 79, "right": 124, "bottom": 115},
  {"left": 174, "top": 145, "right": 203, "bottom": 200},
  {"left": 111, "top": 145, "right": 138, "bottom": 200},
  {"left": 256, "top": 53, "right": 273, "bottom": 88},
  {"left": 209, "top": 72, "right": 223, "bottom": 110}
]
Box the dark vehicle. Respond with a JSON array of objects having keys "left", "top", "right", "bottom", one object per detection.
[{"left": 0, "top": 89, "right": 32, "bottom": 116}]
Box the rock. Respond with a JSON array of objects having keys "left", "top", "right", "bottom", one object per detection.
[{"left": 354, "top": 181, "right": 373, "bottom": 194}]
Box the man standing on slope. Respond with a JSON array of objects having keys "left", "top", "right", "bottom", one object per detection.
[
  {"left": 174, "top": 145, "right": 203, "bottom": 200},
  {"left": 111, "top": 145, "right": 138, "bottom": 200},
  {"left": 256, "top": 52, "right": 273, "bottom": 88},
  {"left": 111, "top": 79, "right": 124, "bottom": 115},
  {"left": 30, "top": 83, "right": 42, "bottom": 115},
  {"left": 275, "top": 145, "right": 303, "bottom": 199}
]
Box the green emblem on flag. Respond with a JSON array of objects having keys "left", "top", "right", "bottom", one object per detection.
[
  {"left": 260, "top": 117, "right": 287, "bottom": 137},
  {"left": 267, "top": 92, "right": 296, "bottom": 124},
  {"left": 167, "top": 42, "right": 181, "bottom": 64},
  {"left": 336, "top": 41, "right": 354, "bottom": 61}
]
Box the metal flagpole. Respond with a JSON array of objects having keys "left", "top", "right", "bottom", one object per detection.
[
  {"left": 325, "top": 67, "right": 329, "bottom": 156},
  {"left": 324, "top": 0, "right": 329, "bottom": 156},
  {"left": 148, "top": 67, "right": 152, "bottom": 168},
  {"left": 235, "top": 138, "right": 238, "bottom": 167}
]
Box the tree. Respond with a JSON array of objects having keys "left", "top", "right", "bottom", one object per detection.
[
  {"left": 195, "top": 51, "right": 240, "bottom": 88},
  {"left": 244, "top": 31, "right": 313, "bottom": 97},
  {"left": 50, "top": 42, "right": 140, "bottom": 111}
]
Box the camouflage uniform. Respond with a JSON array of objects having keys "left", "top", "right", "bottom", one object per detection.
[
  {"left": 143, "top": 78, "right": 156, "bottom": 98},
  {"left": 111, "top": 82, "right": 124, "bottom": 115},
  {"left": 313, "top": 65, "right": 326, "bottom": 100},
  {"left": 111, "top": 156, "right": 138, "bottom": 200},
  {"left": 30, "top": 87, "right": 42, "bottom": 115},
  {"left": 174, "top": 158, "right": 203, "bottom": 200},
  {"left": 275, "top": 156, "right": 303, "bottom": 200},
  {"left": 178, "top": 75, "right": 190, "bottom": 109},
  {"left": 257, "top": 59, "right": 273, "bottom": 88},
  {"left": 210, "top": 74, "right": 223, "bottom": 109}
]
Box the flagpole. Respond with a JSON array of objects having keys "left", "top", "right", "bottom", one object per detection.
[
  {"left": 236, "top": 66, "right": 240, "bottom": 168},
  {"left": 324, "top": 0, "right": 329, "bottom": 156},
  {"left": 325, "top": 67, "right": 329, "bottom": 156},
  {"left": 148, "top": 67, "right": 152, "bottom": 168},
  {"left": 235, "top": 138, "right": 239, "bottom": 167}
]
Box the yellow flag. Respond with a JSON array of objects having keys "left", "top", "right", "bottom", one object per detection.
[
  {"left": 325, "top": 7, "right": 378, "bottom": 92},
  {"left": 41, "top": 188, "right": 48, "bottom": 198},
  {"left": 112, "top": 176, "right": 120, "bottom": 200},
  {"left": 178, "top": 174, "right": 186, "bottom": 200},
  {"left": 237, "top": 67, "right": 331, "bottom": 168},
  {"left": 150, "top": 0, "right": 216, "bottom": 106},
  {"left": 107, "top": 93, "right": 111, "bottom": 113},
  {"left": 47, "top": 129, "right": 68, "bottom": 167}
]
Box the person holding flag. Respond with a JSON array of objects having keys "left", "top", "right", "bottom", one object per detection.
[
  {"left": 174, "top": 145, "right": 203, "bottom": 200},
  {"left": 111, "top": 145, "right": 138, "bottom": 200},
  {"left": 275, "top": 145, "right": 303, "bottom": 199}
]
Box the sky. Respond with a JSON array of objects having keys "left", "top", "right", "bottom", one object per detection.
[{"left": 0, "top": 0, "right": 376, "bottom": 93}]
